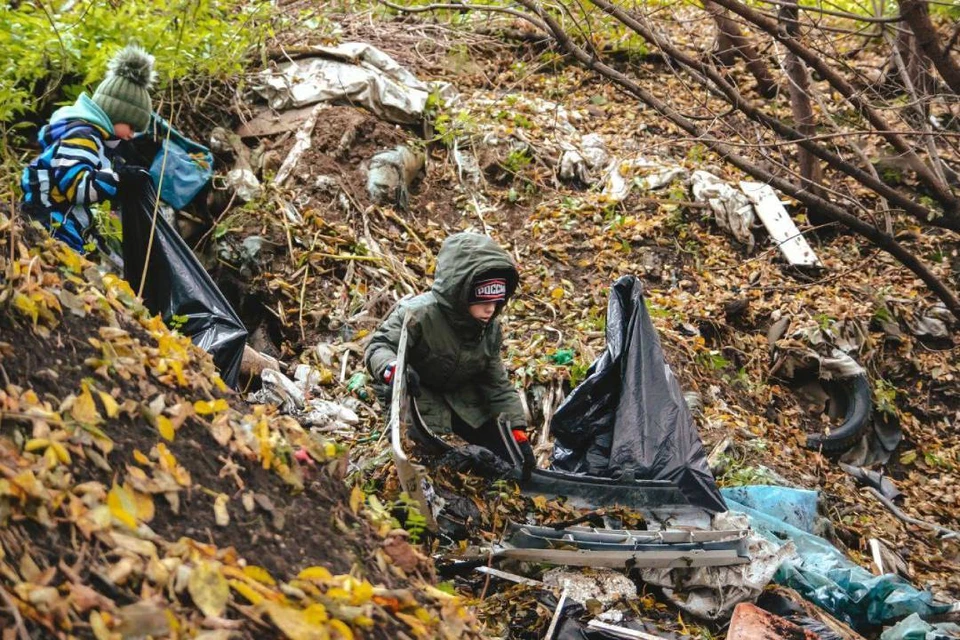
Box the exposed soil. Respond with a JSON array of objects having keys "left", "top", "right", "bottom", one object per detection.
[{"left": 0, "top": 287, "right": 396, "bottom": 589}]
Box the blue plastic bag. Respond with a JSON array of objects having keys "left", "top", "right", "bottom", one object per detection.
[
  {"left": 722, "top": 486, "right": 952, "bottom": 631},
  {"left": 146, "top": 114, "right": 213, "bottom": 210}
]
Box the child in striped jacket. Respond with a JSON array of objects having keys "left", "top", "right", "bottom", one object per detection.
[{"left": 20, "top": 45, "right": 156, "bottom": 253}]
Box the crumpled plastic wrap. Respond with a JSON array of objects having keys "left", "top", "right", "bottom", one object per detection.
[{"left": 254, "top": 42, "right": 457, "bottom": 124}]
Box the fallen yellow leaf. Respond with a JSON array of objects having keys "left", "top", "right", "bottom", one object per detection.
[
  {"left": 188, "top": 561, "right": 229, "bottom": 618},
  {"left": 297, "top": 566, "right": 333, "bottom": 582},
  {"left": 98, "top": 391, "right": 120, "bottom": 418},
  {"left": 264, "top": 601, "right": 330, "bottom": 640},
  {"left": 107, "top": 483, "right": 138, "bottom": 529},
  {"left": 157, "top": 415, "right": 175, "bottom": 442},
  {"left": 242, "top": 565, "right": 275, "bottom": 585},
  {"left": 72, "top": 384, "right": 102, "bottom": 426},
  {"left": 349, "top": 486, "right": 364, "bottom": 515}
]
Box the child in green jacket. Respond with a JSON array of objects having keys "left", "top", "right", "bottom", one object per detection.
[
  {"left": 365, "top": 232, "right": 534, "bottom": 475},
  {"left": 21, "top": 45, "right": 155, "bottom": 253}
]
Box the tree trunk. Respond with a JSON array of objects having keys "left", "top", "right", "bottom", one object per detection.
[
  {"left": 899, "top": 0, "right": 960, "bottom": 95},
  {"left": 778, "top": 0, "right": 826, "bottom": 217},
  {"left": 706, "top": 0, "right": 959, "bottom": 217},
  {"left": 702, "top": 0, "right": 779, "bottom": 98},
  {"left": 714, "top": 29, "right": 738, "bottom": 67}
]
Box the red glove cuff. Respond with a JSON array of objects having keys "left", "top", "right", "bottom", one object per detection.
[
  {"left": 383, "top": 362, "right": 396, "bottom": 384},
  {"left": 512, "top": 429, "right": 529, "bottom": 444}
]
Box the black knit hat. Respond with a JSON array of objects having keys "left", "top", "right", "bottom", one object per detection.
[{"left": 469, "top": 274, "right": 509, "bottom": 305}]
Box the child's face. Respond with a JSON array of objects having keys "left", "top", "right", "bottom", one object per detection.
[
  {"left": 468, "top": 301, "right": 498, "bottom": 324},
  {"left": 113, "top": 123, "right": 135, "bottom": 140}
]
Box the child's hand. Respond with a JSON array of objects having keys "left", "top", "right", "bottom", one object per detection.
[
  {"left": 512, "top": 429, "right": 535, "bottom": 480},
  {"left": 384, "top": 362, "right": 421, "bottom": 397}
]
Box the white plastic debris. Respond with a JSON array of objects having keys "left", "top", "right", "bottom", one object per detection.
[
  {"left": 314, "top": 342, "right": 336, "bottom": 366},
  {"left": 249, "top": 368, "right": 305, "bottom": 414},
  {"left": 254, "top": 42, "right": 457, "bottom": 125},
  {"left": 690, "top": 170, "right": 756, "bottom": 251},
  {"left": 559, "top": 133, "right": 610, "bottom": 184},
  {"left": 601, "top": 158, "right": 686, "bottom": 202},
  {"left": 542, "top": 568, "right": 637, "bottom": 607},
  {"left": 367, "top": 145, "right": 424, "bottom": 209},
  {"left": 224, "top": 168, "right": 262, "bottom": 202},
  {"left": 639, "top": 511, "right": 798, "bottom": 620},
  {"left": 293, "top": 364, "right": 322, "bottom": 393},
  {"left": 301, "top": 399, "right": 359, "bottom": 428},
  {"left": 740, "top": 181, "right": 822, "bottom": 267}
]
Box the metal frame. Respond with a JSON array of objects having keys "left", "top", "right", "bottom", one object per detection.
[{"left": 389, "top": 315, "right": 439, "bottom": 531}]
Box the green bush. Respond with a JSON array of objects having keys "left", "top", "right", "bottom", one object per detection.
[{"left": 0, "top": 0, "right": 273, "bottom": 124}]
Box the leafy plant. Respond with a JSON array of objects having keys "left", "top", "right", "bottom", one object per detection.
[
  {"left": 501, "top": 147, "right": 532, "bottom": 174},
  {"left": 696, "top": 350, "right": 731, "bottom": 371},
  {"left": 392, "top": 492, "right": 428, "bottom": 543},
  {"left": 0, "top": 0, "right": 273, "bottom": 124},
  {"left": 874, "top": 378, "right": 898, "bottom": 416}
]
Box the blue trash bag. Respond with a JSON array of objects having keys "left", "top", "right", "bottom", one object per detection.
[
  {"left": 722, "top": 486, "right": 952, "bottom": 631},
  {"left": 144, "top": 114, "right": 213, "bottom": 211},
  {"left": 879, "top": 613, "right": 960, "bottom": 640}
]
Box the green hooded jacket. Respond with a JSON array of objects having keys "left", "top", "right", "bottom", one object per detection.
[{"left": 365, "top": 233, "right": 525, "bottom": 433}]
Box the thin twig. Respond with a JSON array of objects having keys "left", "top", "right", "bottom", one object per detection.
[
  {"left": 0, "top": 586, "right": 29, "bottom": 640},
  {"left": 378, "top": 0, "right": 549, "bottom": 32},
  {"left": 866, "top": 487, "right": 960, "bottom": 540}
]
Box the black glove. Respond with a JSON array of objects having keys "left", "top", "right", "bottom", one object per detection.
[
  {"left": 438, "top": 445, "right": 515, "bottom": 478},
  {"left": 513, "top": 429, "right": 535, "bottom": 480},
  {"left": 114, "top": 162, "right": 150, "bottom": 191}
]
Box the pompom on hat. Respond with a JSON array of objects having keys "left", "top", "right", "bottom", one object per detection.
[{"left": 92, "top": 44, "right": 156, "bottom": 132}]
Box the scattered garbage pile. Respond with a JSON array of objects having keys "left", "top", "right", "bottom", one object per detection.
[
  {"left": 42, "top": 18, "right": 953, "bottom": 639},
  {"left": 385, "top": 273, "right": 960, "bottom": 638}
]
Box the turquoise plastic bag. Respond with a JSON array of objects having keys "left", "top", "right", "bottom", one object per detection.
[
  {"left": 879, "top": 613, "right": 960, "bottom": 639},
  {"left": 721, "top": 486, "right": 952, "bottom": 631},
  {"left": 146, "top": 114, "right": 213, "bottom": 210}
]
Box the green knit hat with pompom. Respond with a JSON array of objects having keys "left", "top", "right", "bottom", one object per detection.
[{"left": 92, "top": 44, "right": 156, "bottom": 132}]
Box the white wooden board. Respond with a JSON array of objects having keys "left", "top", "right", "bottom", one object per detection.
[{"left": 739, "top": 181, "right": 822, "bottom": 268}]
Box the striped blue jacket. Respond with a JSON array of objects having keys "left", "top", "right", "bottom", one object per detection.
[{"left": 21, "top": 95, "right": 120, "bottom": 253}]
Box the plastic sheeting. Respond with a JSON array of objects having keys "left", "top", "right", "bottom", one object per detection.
[
  {"left": 722, "top": 486, "right": 953, "bottom": 630},
  {"left": 550, "top": 275, "right": 726, "bottom": 513},
  {"left": 254, "top": 42, "right": 457, "bottom": 125},
  {"left": 120, "top": 179, "right": 247, "bottom": 388},
  {"left": 145, "top": 114, "right": 213, "bottom": 211},
  {"left": 879, "top": 613, "right": 960, "bottom": 640}
]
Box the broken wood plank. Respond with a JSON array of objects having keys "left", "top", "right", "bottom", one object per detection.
[
  {"left": 543, "top": 582, "right": 568, "bottom": 640},
  {"left": 495, "top": 547, "right": 748, "bottom": 569},
  {"left": 236, "top": 105, "right": 321, "bottom": 138}
]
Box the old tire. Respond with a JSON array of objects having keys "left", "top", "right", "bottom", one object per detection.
[{"left": 805, "top": 373, "right": 872, "bottom": 454}]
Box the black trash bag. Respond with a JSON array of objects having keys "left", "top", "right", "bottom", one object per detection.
[
  {"left": 538, "top": 592, "right": 689, "bottom": 640},
  {"left": 119, "top": 178, "right": 247, "bottom": 388},
  {"left": 550, "top": 276, "right": 726, "bottom": 513},
  {"left": 437, "top": 444, "right": 518, "bottom": 479}
]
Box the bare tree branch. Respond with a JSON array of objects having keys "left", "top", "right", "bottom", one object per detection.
[
  {"left": 707, "top": 0, "right": 959, "bottom": 216},
  {"left": 508, "top": 0, "right": 960, "bottom": 320},
  {"left": 898, "top": 0, "right": 960, "bottom": 94}
]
